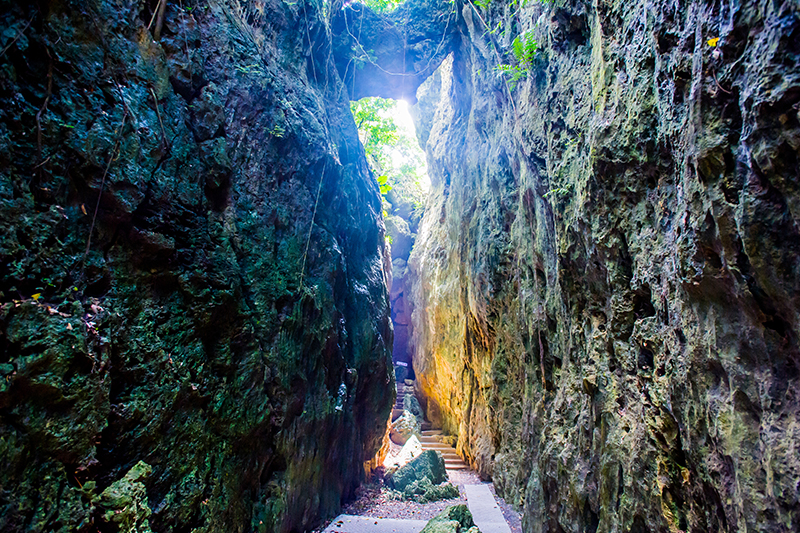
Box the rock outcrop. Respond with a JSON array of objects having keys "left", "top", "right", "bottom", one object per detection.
[
  {"left": 420, "top": 505, "right": 480, "bottom": 533},
  {"left": 332, "top": 0, "right": 459, "bottom": 102},
  {"left": 0, "top": 0, "right": 393, "bottom": 531},
  {"left": 390, "top": 409, "right": 423, "bottom": 445},
  {"left": 3, "top": 0, "right": 799, "bottom": 531},
  {"left": 388, "top": 449, "right": 448, "bottom": 491},
  {"left": 401, "top": 476, "right": 461, "bottom": 503},
  {"left": 408, "top": 0, "right": 800, "bottom": 532}
]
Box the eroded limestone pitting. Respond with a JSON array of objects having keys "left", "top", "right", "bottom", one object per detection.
[
  {"left": 0, "top": 1, "right": 394, "bottom": 531},
  {"left": 406, "top": 1, "right": 800, "bottom": 532}
]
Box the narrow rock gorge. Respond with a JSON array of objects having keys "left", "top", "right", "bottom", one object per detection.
[{"left": 1, "top": 0, "right": 799, "bottom": 532}]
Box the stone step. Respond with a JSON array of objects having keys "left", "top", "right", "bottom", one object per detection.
[
  {"left": 391, "top": 408, "right": 403, "bottom": 420},
  {"left": 421, "top": 429, "right": 441, "bottom": 436},
  {"left": 419, "top": 440, "right": 451, "bottom": 447},
  {"left": 420, "top": 422, "right": 433, "bottom": 431},
  {"left": 425, "top": 447, "right": 460, "bottom": 461},
  {"left": 420, "top": 440, "right": 455, "bottom": 451},
  {"left": 424, "top": 447, "right": 455, "bottom": 454}
]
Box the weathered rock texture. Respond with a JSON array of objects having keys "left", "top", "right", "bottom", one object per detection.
[
  {"left": 332, "top": 0, "right": 459, "bottom": 102},
  {"left": 0, "top": 0, "right": 394, "bottom": 531},
  {"left": 387, "top": 449, "right": 448, "bottom": 491},
  {"left": 390, "top": 408, "right": 422, "bottom": 444},
  {"left": 419, "top": 504, "right": 479, "bottom": 533},
  {"left": 408, "top": 0, "right": 800, "bottom": 532}
]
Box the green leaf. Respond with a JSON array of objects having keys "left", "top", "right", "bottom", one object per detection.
[
  {"left": 361, "top": 0, "right": 403, "bottom": 14},
  {"left": 351, "top": 97, "right": 429, "bottom": 220}
]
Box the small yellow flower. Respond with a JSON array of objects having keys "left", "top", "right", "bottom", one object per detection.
[{"left": 707, "top": 37, "right": 720, "bottom": 47}]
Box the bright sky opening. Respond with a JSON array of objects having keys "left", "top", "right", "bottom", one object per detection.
[{"left": 386, "top": 100, "right": 431, "bottom": 193}]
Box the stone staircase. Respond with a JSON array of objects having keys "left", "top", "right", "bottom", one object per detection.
[
  {"left": 394, "top": 381, "right": 469, "bottom": 471},
  {"left": 420, "top": 429, "right": 468, "bottom": 471},
  {"left": 391, "top": 381, "right": 413, "bottom": 421}
]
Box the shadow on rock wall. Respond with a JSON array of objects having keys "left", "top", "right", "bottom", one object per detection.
[
  {"left": 409, "top": 1, "right": 800, "bottom": 532},
  {"left": 0, "top": 0, "right": 394, "bottom": 531}
]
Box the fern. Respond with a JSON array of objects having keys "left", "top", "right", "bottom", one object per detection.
[
  {"left": 495, "top": 30, "right": 540, "bottom": 88},
  {"left": 511, "top": 31, "right": 539, "bottom": 67}
]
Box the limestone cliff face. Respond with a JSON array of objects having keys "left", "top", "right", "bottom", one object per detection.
[
  {"left": 0, "top": 1, "right": 393, "bottom": 531},
  {"left": 410, "top": 1, "right": 800, "bottom": 532}
]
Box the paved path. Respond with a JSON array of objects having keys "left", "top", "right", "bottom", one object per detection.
[
  {"left": 343, "top": 381, "right": 509, "bottom": 533},
  {"left": 322, "top": 515, "right": 428, "bottom": 533},
  {"left": 464, "top": 485, "right": 512, "bottom": 533},
  {"left": 323, "top": 483, "right": 511, "bottom": 533}
]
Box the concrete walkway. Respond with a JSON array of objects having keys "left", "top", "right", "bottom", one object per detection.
[
  {"left": 464, "top": 485, "right": 512, "bottom": 533},
  {"left": 322, "top": 515, "right": 428, "bottom": 533},
  {"left": 323, "top": 483, "right": 512, "bottom": 533}
]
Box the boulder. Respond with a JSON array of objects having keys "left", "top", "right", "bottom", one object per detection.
[
  {"left": 387, "top": 449, "right": 447, "bottom": 491},
  {"left": 419, "top": 505, "right": 479, "bottom": 533},
  {"left": 403, "top": 394, "right": 424, "bottom": 422},
  {"left": 394, "top": 364, "right": 410, "bottom": 384},
  {"left": 384, "top": 215, "right": 414, "bottom": 260},
  {"left": 390, "top": 409, "right": 421, "bottom": 445},
  {"left": 402, "top": 476, "right": 460, "bottom": 503},
  {"left": 384, "top": 435, "right": 423, "bottom": 469},
  {"left": 390, "top": 258, "right": 408, "bottom": 299}
]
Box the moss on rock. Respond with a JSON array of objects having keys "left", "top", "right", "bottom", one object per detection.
[
  {"left": 419, "top": 505, "right": 478, "bottom": 533},
  {"left": 387, "top": 449, "right": 447, "bottom": 491},
  {"left": 0, "top": 1, "right": 394, "bottom": 531}
]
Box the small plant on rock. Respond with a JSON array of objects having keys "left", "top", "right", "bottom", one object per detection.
[
  {"left": 495, "top": 30, "right": 540, "bottom": 88},
  {"left": 512, "top": 30, "right": 539, "bottom": 66}
]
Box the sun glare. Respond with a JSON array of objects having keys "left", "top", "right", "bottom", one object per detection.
[{"left": 385, "top": 100, "right": 431, "bottom": 193}]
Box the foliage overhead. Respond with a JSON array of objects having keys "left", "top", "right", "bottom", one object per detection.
[
  {"left": 350, "top": 97, "right": 428, "bottom": 220},
  {"left": 360, "top": 0, "right": 404, "bottom": 14},
  {"left": 351, "top": 97, "right": 400, "bottom": 171}
]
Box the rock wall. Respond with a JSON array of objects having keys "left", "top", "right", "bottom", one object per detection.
[
  {"left": 387, "top": 204, "right": 419, "bottom": 373},
  {"left": 391, "top": 255, "right": 416, "bottom": 374},
  {"left": 0, "top": 1, "right": 393, "bottom": 531},
  {"left": 409, "top": 0, "right": 800, "bottom": 532}
]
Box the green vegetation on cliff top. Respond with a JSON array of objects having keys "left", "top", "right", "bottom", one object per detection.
[{"left": 350, "top": 97, "right": 429, "bottom": 218}]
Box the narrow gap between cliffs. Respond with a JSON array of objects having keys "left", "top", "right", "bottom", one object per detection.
[
  {"left": 334, "top": 92, "right": 522, "bottom": 533},
  {"left": 350, "top": 96, "right": 427, "bottom": 381},
  {"left": 339, "top": 2, "right": 520, "bottom": 530}
]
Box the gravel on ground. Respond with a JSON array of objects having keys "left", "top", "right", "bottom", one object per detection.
[
  {"left": 313, "top": 452, "right": 522, "bottom": 533},
  {"left": 339, "top": 473, "right": 467, "bottom": 520}
]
